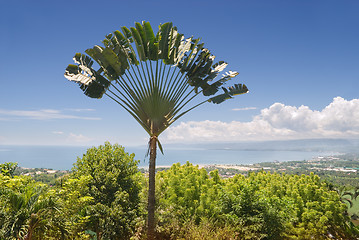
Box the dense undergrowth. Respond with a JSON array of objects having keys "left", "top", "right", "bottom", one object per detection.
[{"left": 1, "top": 143, "right": 359, "bottom": 239}]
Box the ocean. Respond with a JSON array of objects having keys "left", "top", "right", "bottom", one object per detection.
[{"left": 0, "top": 145, "right": 336, "bottom": 170}]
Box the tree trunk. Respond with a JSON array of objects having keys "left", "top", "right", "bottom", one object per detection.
[
  {"left": 147, "top": 136, "right": 157, "bottom": 240},
  {"left": 24, "top": 229, "right": 32, "bottom": 240}
]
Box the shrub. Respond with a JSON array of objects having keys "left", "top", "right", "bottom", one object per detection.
[{"left": 69, "top": 142, "right": 143, "bottom": 239}]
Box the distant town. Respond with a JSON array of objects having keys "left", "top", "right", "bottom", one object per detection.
[{"left": 14, "top": 153, "right": 359, "bottom": 187}]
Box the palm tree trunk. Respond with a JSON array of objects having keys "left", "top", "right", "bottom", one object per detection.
[
  {"left": 24, "top": 230, "right": 32, "bottom": 240},
  {"left": 147, "top": 136, "right": 157, "bottom": 239}
]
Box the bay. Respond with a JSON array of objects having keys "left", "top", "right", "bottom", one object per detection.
[{"left": 0, "top": 145, "right": 336, "bottom": 170}]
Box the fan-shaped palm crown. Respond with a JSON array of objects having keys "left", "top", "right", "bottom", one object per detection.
[{"left": 65, "top": 21, "right": 248, "bottom": 138}]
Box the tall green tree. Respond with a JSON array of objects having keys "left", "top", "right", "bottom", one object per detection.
[
  {"left": 71, "top": 142, "right": 142, "bottom": 239},
  {"left": 65, "top": 21, "right": 248, "bottom": 239}
]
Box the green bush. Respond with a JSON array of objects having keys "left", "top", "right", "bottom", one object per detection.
[
  {"left": 64, "top": 142, "right": 143, "bottom": 239},
  {"left": 154, "top": 162, "right": 356, "bottom": 239},
  {"left": 0, "top": 174, "right": 57, "bottom": 239}
]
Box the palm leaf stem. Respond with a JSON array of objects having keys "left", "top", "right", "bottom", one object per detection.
[
  {"left": 164, "top": 66, "right": 182, "bottom": 93},
  {"left": 119, "top": 74, "right": 144, "bottom": 101},
  {"left": 139, "top": 61, "right": 151, "bottom": 92},
  {"left": 165, "top": 72, "right": 188, "bottom": 102},
  {"left": 159, "top": 61, "right": 170, "bottom": 100},
  {"left": 170, "top": 99, "right": 208, "bottom": 127},
  {"left": 170, "top": 89, "right": 201, "bottom": 119},
  {"left": 105, "top": 93, "right": 150, "bottom": 135},
  {"left": 154, "top": 60, "right": 160, "bottom": 91},
  {"left": 162, "top": 63, "right": 175, "bottom": 93},
  {"left": 147, "top": 61, "right": 156, "bottom": 91},
  {"left": 107, "top": 89, "right": 138, "bottom": 115},
  {"left": 172, "top": 86, "right": 194, "bottom": 110},
  {"left": 109, "top": 82, "right": 125, "bottom": 97},
  {"left": 123, "top": 71, "right": 146, "bottom": 100},
  {"left": 162, "top": 68, "right": 185, "bottom": 100},
  {"left": 155, "top": 60, "right": 159, "bottom": 90},
  {"left": 113, "top": 83, "right": 147, "bottom": 121},
  {"left": 160, "top": 61, "right": 164, "bottom": 79},
  {"left": 145, "top": 61, "right": 157, "bottom": 109},
  {"left": 159, "top": 61, "right": 166, "bottom": 91},
  {"left": 155, "top": 98, "right": 208, "bottom": 138},
  {"left": 171, "top": 76, "right": 191, "bottom": 103},
  {"left": 108, "top": 85, "right": 146, "bottom": 123},
  {"left": 131, "top": 64, "right": 150, "bottom": 97},
  {"left": 146, "top": 60, "right": 154, "bottom": 90},
  {"left": 112, "top": 80, "right": 139, "bottom": 108},
  {"left": 128, "top": 70, "right": 149, "bottom": 98},
  {"left": 135, "top": 62, "right": 153, "bottom": 101}
]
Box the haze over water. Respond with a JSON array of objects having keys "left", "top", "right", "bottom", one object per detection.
[{"left": 0, "top": 145, "right": 336, "bottom": 170}]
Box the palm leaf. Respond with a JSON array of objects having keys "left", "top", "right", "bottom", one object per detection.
[
  {"left": 158, "top": 22, "right": 173, "bottom": 61},
  {"left": 64, "top": 53, "right": 110, "bottom": 98},
  {"left": 65, "top": 21, "right": 248, "bottom": 136},
  {"left": 209, "top": 83, "right": 249, "bottom": 104}
]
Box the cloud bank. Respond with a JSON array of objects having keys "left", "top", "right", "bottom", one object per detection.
[
  {"left": 163, "top": 97, "right": 359, "bottom": 143},
  {"left": 0, "top": 109, "right": 101, "bottom": 121}
]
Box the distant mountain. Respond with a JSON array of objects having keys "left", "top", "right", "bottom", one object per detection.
[{"left": 165, "top": 139, "right": 359, "bottom": 153}]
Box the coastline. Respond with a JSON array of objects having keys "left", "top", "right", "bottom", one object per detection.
[{"left": 153, "top": 164, "right": 264, "bottom": 171}]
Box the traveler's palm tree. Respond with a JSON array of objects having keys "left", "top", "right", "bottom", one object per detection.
[{"left": 65, "top": 21, "right": 248, "bottom": 238}]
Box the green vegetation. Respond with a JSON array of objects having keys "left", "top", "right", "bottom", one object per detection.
[
  {"left": 1, "top": 143, "right": 359, "bottom": 239},
  {"left": 64, "top": 21, "right": 248, "bottom": 239},
  {"left": 0, "top": 162, "right": 18, "bottom": 177},
  {"left": 0, "top": 174, "right": 57, "bottom": 239},
  {"left": 13, "top": 167, "right": 69, "bottom": 185},
  {"left": 0, "top": 143, "right": 143, "bottom": 239},
  {"left": 251, "top": 154, "right": 359, "bottom": 187},
  {"left": 154, "top": 163, "right": 357, "bottom": 239},
  {"left": 69, "top": 142, "right": 143, "bottom": 239}
]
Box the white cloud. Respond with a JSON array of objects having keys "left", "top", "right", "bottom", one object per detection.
[
  {"left": 163, "top": 97, "right": 359, "bottom": 143},
  {"left": 0, "top": 109, "right": 101, "bottom": 121},
  {"left": 232, "top": 107, "right": 257, "bottom": 111},
  {"left": 67, "top": 133, "right": 94, "bottom": 143},
  {"left": 66, "top": 108, "right": 96, "bottom": 112},
  {"left": 52, "top": 131, "right": 64, "bottom": 135},
  {"left": 49, "top": 131, "right": 95, "bottom": 145}
]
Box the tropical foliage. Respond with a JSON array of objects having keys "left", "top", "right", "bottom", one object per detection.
[
  {"left": 0, "top": 162, "right": 18, "bottom": 177},
  {"left": 153, "top": 162, "right": 357, "bottom": 240},
  {"left": 0, "top": 143, "right": 143, "bottom": 239},
  {"left": 0, "top": 175, "right": 57, "bottom": 239},
  {"left": 70, "top": 142, "right": 143, "bottom": 239},
  {"left": 64, "top": 21, "right": 248, "bottom": 238},
  {"left": 1, "top": 144, "right": 359, "bottom": 239},
  {"left": 64, "top": 21, "right": 248, "bottom": 130}
]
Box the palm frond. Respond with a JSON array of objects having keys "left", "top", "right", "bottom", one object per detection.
[
  {"left": 65, "top": 21, "right": 248, "bottom": 136},
  {"left": 209, "top": 84, "right": 249, "bottom": 104},
  {"left": 64, "top": 53, "right": 110, "bottom": 98}
]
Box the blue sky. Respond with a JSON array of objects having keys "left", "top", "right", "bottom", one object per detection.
[{"left": 0, "top": 0, "right": 358, "bottom": 147}]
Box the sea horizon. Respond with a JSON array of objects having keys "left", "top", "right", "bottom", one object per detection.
[{"left": 0, "top": 144, "right": 339, "bottom": 171}]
